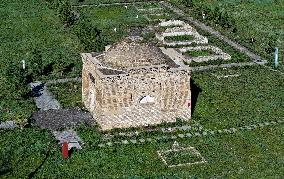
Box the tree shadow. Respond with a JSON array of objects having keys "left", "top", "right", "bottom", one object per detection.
[
  {"left": 43, "top": 62, "right": 55, "bottom": 76},
  {"left": 191, "top": 79, "right": 202, "bottom": 115},
  {"left": 28, "top": 149, "right": 50, "bottom": 179}
]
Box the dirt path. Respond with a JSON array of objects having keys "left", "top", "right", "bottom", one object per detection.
[{"left": 160, "top": 1, "right": 267, "bottom": 65}]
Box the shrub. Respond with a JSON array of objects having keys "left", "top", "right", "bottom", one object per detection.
[
  {"left": 28, "top": 48, "right": 44, "bottom": 78},
  {"left": 73, "top": 17, "right": 107, "bottom": 52},
  {"left": 58, "top": 0, "right": 77, "bottom": 26},
  {"left": 4, "top": 63, "right": 30, "bottom": 99}
]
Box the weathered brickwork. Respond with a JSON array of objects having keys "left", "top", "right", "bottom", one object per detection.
[{"left": 81, "top": 38, "right": 191, "bottom": 130}]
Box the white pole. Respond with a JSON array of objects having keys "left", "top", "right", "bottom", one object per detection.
[
  {"left": 22, "top": 60, "right": 25, "bottom": 70},
  {"left": 274, "top": 47, "right": 279, "bottom": 68}
]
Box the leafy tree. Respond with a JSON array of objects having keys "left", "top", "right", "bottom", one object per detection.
[
  {"left": 74, "top": 17, "right": 107, "bottom": 52},
  {"left": 181, "top": 0, "right": 193, "bottom": 7},
  {"left": 58, "top": 0, "right": 76, "bottom": 26}
]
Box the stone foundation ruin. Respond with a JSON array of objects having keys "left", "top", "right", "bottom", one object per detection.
[{"left": 81, "top": 37, "right": 191, "bottom": 130}]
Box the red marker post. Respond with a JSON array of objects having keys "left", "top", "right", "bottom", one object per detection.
[{"left": 62, "top": 142, "right": 69, "bottom": 159}]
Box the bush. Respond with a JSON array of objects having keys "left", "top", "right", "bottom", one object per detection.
[
  {"left": 73, "top": 17, "right": 107, "bottom": 52},
  {"left": 58, "top": 0, "right": 76, "bottom": 26},
  {"left": 4, "top": 63, "right": 30, "bottom": 99},
  {"left": 28, "top": 48, "right": 44, "bottom": 78}
]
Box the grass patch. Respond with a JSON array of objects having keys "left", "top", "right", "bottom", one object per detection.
[
  {"left": 77, "top": 5, "right": 149, "bottom": 43},
  {"left": 184, "top": 49, "right": 215, "bottom": 57},
  {"left": 48, "top": 82, "right": 83, "bottom": 109},
  {"left": 192, "top": 65, "right": 284, "bottom": 129},
  {"left": 0, "top": 0, "right": 82, "bottom": 122},
  {"left": 160, "top": 149, "right": 204, "bottom": 166},
  {"left": 2, "top": 124, "right": 282, "bottom": 178},
  {"left": 164, "top": 35, "right": 194, "bottom": 41}
]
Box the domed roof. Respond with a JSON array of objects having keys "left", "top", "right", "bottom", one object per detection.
[{"left": 102, "top": 40, "right": 172, "bottom": 69}]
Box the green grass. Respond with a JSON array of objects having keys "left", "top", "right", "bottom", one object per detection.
[
  {"left": 1, "top": 66, "right": 284, "bottom": 178},
  {"left": 184, "top": 49, "right": 215, "bottom": 57},
  {"left": 172, "top": 0, "right": 284, "bottom": 71},
  {"left": 48, "top": 82, "right": 83, "bottom": 109},
  {"left": 161, "top": 149, "right": 204, "bottom": 165},
  {"left": 1, "top": 124, "right": 283, "bottom": 178},
  {"left": 0, "top": 0, "right": 83, "bottom": 122},
  {"left": 164, "top": 35, "right": 195, "bottom": 41},
  {"left": 192, "top": 66, "right": 284, "bottom": 129},
  {"left": 182, "top": 22, "right": 251, "bottom": 67},
  {"left": 77, "top": 5, "right": 149, "bottom": 43}
]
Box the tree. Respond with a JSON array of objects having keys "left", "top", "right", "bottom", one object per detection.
[
  {"left": 74, "top": 17, "right": 107, "bottom": 52},
  {"left": 181, "top": 0, "right": 193, "bottom": 7},
  {"left": 58, "top": 0, "right": 76, "bottom": 26}
]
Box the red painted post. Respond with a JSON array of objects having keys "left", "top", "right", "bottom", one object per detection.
[{"left": 62, "top": 142, "right": 69, "bottom": 159}]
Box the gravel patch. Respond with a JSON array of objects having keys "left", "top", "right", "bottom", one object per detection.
[{"left": 31, "top": 108, "right": 93, "bottom": 131}]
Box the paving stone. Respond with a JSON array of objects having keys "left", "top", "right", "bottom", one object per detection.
[
  {"left": 202, "top": 131, "right": 208, "bottom": 136},
  {"left": 121, "top": 140, "right": 129, "bottom": 144},
  {"left": 178, "top": 134, "right": 185, "bottom": 138},
  {"left": 180, "top": 125, "right": 191, "bottom": 131},
  {"left": 98, "top": 144, "right": 105, "bottom": 147},
  {"left": 156, "top": 136, "right": 163, "bottom": 140},
  {"left": 162, "top": 136, "right": 168, "bottom": 140},
  {"left": 130, "top": 139, "right": 137, "bottom": 144},
  {"left": 264, "top": 122, "right": 270, "bottom": 126},
  {"left": 0, "top": 121, "right": 18, "bottom": 129},
  {"left": 30, "top": 82, "right": 61, "bottom": 110},
  {"left": 194, "top": 132, "right": 201, "bottom": 137},
  {"left": 223, "top": 129, "right": 230, "bottom": 133},
  {"left": 258, "top": 123, "right": 265, "bottom": 127},
  {"left": 230, "top": 128, "right": 237, "bottom": 133},
  {"left": 245, "top": 126, "right": 252, "bottom": 130},
  {"left": 139, "top": 139, "right": 145, "bottom": 143},
  {"left": 186, "top": 133, "right": 192, "bottom": 137},
  {"left": 106, "top": 142, "right": 113, "bottom": 146},
  {"left": 118, "top": 132, "right": 126, "bottom": 136},
  {"left": 171, "top": 135, "right": 177, "bottom": 139},
  {"left": 53, "top": 130, "right": 83, "bottom": 150},
  {"left": 146, "top": 138, "right": 152, "bottom": 142},
  {"left": 217, "top": 130, "right": 223, "bottom": 133}
]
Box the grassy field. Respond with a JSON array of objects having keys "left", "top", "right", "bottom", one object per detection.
[
  {"left": 76, "top": 5, "right": 148, "bottom": 44},
  {"left": 1, "top": 122, "right": 283, "bottom": 177},
  {"left": 1, "top": 0, "right": 283, "bottom": 178},
  {"left": 171, "top": 0, "right": 284, "bottom": 70},
  {"left": 0, "top": 0, "right": 148, "bottom": 123},
  {"left": 0, "top": 0, "right": 82, "bottom": 123},
  {"left": 1, "top": 65, "right": 284, "bottom": 177}
]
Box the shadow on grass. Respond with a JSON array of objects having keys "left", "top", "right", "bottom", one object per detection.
[
  {"left": 191, "top": 79, "right": 202, "bottom": 115},
  {"left": 28, "top": 149, "right": 50, "bottom": 179}
]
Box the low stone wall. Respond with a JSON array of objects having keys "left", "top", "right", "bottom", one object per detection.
[
  {"left": 179, "top": 45, "right": 231, "bottom": 62},
  {"left": 156, "top": 25, "right": 208, "bottom": 46}
]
